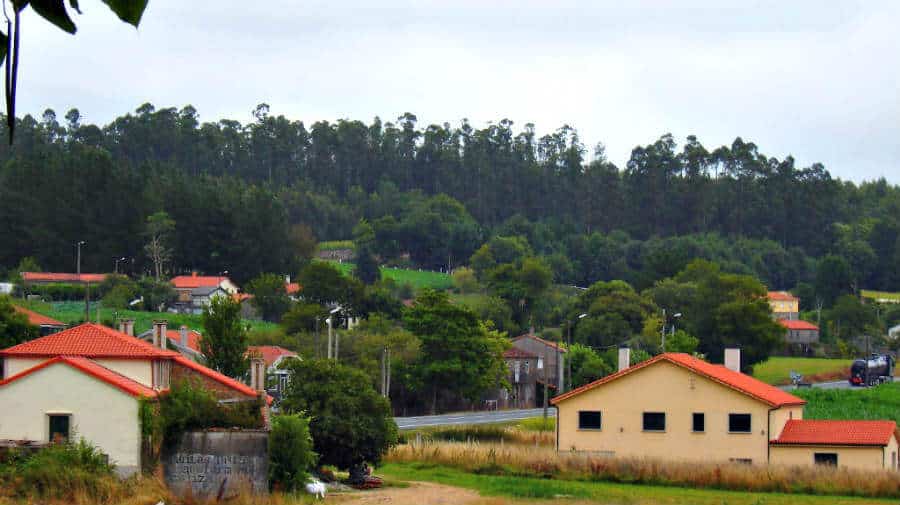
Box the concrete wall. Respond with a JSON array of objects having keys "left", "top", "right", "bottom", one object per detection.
[
  {"left": 556, "top": 360, "right": 795, "bottom": 464},
  {"left": 771, "top": 445, "right": 888, "bottom": 469},
  {"left": 93, "top": 359, "right": 153, "bottom": 387},
  {"left": 163, "top": 430, "right": 268, "bottom": 500},
  {"left": 3, "top": 357, "right": 46, "bottom": 379},
  {"left": 0, "top": 362, "right": 141, "bottom": 475}
]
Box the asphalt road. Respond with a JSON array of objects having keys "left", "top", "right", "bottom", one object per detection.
[
  {"left": 395, "top": 407, "right": 555, "bottom": 429},
  {"left": 395, "top": 380, "right": 865, "bottom": 429}
]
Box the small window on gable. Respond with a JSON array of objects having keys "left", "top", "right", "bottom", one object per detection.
[
  {"left": 729, "top": 413, "right": 752, "bottom": 433},
  {"left": 643, "top": 412, "right": 666, "bottom": 432},
  {"left": 814, "top": 453, "right": 838, "bottom": 466},
  {"left": 578, "top": 411, "right": 602, "bottom": 430},
  {"left": 48, "top": 414, "right": 70, "bottom": 444},
  {"left": 692, "top": 413, "right": 705, "bottom": 432}
]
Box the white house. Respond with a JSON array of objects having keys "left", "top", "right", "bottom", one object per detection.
[{"left": 0, "top": 322, "right": 267, "bottom": 476}]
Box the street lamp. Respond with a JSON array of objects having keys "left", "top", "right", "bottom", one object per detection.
[
  {"left": 75, "top": 241, "right": 86, "bottom": 276},
  {"left": 565, "top": 313, "right": 588, "bottom": 392},
  {"left": 114, "top": 257, "right": 126, "bottom": 275},
  {"left": 661, "top": 310, "right": 683, "bottom": 352}
]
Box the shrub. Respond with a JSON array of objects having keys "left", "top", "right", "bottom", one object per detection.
[
  {"left": 16, "top": 439, "right": 117, "bottom": 500},
  {"left": 269, "top": 414, "right": 316, "bottom": 491},
  {"left": 158, "top": 380, "right": 263, "bottom": 445},
  {"left": 517, "top": 417, "right": 555, "bottom": 432},
  {"left": 451, "top": 267, "right": 480, "bottom": 294}
]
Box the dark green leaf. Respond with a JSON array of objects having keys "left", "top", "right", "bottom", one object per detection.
[
  {"left": 12, "top": 1, "right": 29, "bottom": 13},
  {"left": 0, "top": 30, "right": 7, "bottom": 66},
  {"left": 69, "top": 0, "right": 81, "bottom": 14},
  {"left": 102, "top": 0, "right": 148, "bottom": 27},
  {"left": 30, "top": 0, "right": 77, "bottom": 34}
]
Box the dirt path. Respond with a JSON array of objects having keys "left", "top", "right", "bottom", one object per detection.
[{"left": 329, "top": 481, "right": 491, "bottom": 505}]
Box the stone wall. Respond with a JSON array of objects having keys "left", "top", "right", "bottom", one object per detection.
[{"left": 163, "top": 430, "right": 268, "bottom": 500}]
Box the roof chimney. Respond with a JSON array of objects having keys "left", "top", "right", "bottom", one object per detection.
[
  {"left": 249, "top": 355, "right": 266, "bottom": 393},
  {"left": 285, "top": 275, "right": 291, "bottom": 284},
  {"left": 618, "top": 347, "right": 631, "bottom": 372},
  {"left": 152, "top": 320, "right": 168, "bottom": 350},
  {"left": 179, "top": 325, "right": 189, "bottom": 348},
  {"left": 725, "top": 348, "right": 741, "bottom": 373},
  {"left": 118, "top": 318, "right": 127, "bottom": 335},
  {"left": 117, "top": 318, "right": 134, "bottom": 337}
]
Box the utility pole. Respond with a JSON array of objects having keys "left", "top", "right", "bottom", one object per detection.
[
  {"left": 566, "top": 321, "right": 572, "bottom": 392},
  {"left": 326, "top": 317, "right": 333, "bottom": 359},
  {"left": 76, "top": 241, "right": 85, "bottom": 276},
  {"left": 542, "top": 350, "right": 549, "bottom": 419},
  {"left": 660, "top": 308, "right": 666, "bottom": 352}
]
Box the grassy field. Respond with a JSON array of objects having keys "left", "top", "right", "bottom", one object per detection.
[
  {"left": 752, "top": 357, "right": 852, "bottom": 385},
  {"left": 317, "top": 240, "right": 355, "bottom": 251},
  {"left": 378, "top": 463, "right": 896, "bottom": 505},
  {"left": 16, "top": 300, "right": 277, "bottom": 335},
  {"left": 796, "top": 382, "right": 900, "bottom": 423},
  {"left": 861, "top": 289, "right": 900, "bottom": 302},
  {"left": 323, "top": 260, "right": 452, "bottom": 291}
]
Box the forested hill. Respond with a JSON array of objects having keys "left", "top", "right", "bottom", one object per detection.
[{"left": 0, "top": 104, "right": 898, "bottom": 291}]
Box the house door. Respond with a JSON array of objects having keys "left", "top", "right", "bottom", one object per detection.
[{"left": 48, "top": 414, "right": 70, "bottom": 444}]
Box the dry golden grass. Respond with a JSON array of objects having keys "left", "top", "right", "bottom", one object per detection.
[{"left": 387, "top": 440, "right": 900, "bottom": 498}]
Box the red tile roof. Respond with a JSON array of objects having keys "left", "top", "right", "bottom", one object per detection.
[
  {"left": 233, "top": 293, "right": 253, "bottom": 303},
  {"left": 0, "top": 356, "right": 157, "bottom": 397},
  {"left": 767, "top": 291, "right": 798, "bottom": 302},
  {"left": 172, "top": 355, "right": 260, "bottom": 399},
  {"left": 0, "top": 323, "right": 180, "bottom": 359},
  {"left": 21, "top": 272, "right": 108, "bottom": 283},
  {"left": 286, "top": 283, "right": 301, "bottom": 295},
  {"left": 13, "top": 305, "right": 65, "bottom": 327},
  {"left": 778, "top": 319, "right": 819, "bottom": 331},
  {"left": 503, "top": 347, "right": 537, "bottom": 359},
  {"left": 552, "top": 353, "right": 806, "bottom": 408},
  {"left": 512, "top": 333, "right": 568, "bottom": 354},
  {"left": 247, "top": 345, "right": 298, "bottom": 368},
  {"left": 166, "top": 329, "right": 203, "bottom": 353},
  {"left": 773, "top": 420, "right": 897, "bottom": 446},
  {"left": 170, "top": 273, "right": 232, "bottom": 289}
]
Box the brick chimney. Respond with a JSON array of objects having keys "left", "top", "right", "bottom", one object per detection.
[
  {"left": 152, "top": 320, "right": 168, "bottom": 349},
  {"left": 249, "top": 355, "right": 266, "bottom": 393},
  {"left": 725, "top": 348, "right": 741, "bottom": 373},
  {"left": 179, "top": 325, "right": 189, "bottom": 348},
  {"left": 618, "top": 347, "right": 631, "bottom": 372}
]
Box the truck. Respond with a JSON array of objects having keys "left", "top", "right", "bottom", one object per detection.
[{"left": 849, "top": 354, "right": 895, "bottom": 386}]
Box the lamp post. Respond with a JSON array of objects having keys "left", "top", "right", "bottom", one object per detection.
[
  {"left": 114, "top": 257, "right": 126, "bottom": 275},
  {"left": 660, "top": 310, "right": 682, "bottom": 352},
  {"left": 566, "top": 313, "right": 587, "bottom": 392},
  {"left": 76, "top": 241, "right": 86, "bottom": 276}
]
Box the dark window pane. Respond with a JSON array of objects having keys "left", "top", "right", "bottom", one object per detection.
[
  {"left": 729, "top": 413, "right": 752, "bottom": 433},
  {"left": 693, "top": 413, "right": 705, "bottom": 432},
  {"left": 643, "top": 412, "right": 666, "bottom": 431},
  {"left": 48, "top": 415, "right": 69, "bottom": 443},
  {"left": 579, "top": 411, "right": 602, "bottom": 429},
  {"left": 814, "top": 453, "right": 837, "bottom": 466}
]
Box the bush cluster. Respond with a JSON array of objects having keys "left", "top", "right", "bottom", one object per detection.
[
  {"left": 156, "top": 379, "right": 264, "bottom": 445},
  {"left": 268, "top": 413, "right": 316, "bottom": 491}
]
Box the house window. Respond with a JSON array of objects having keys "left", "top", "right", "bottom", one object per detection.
[
  {"left": 728, "top": 413, "right": 752, "bottom": 433},
  {"left": 279, "top": 374, "right": 289, "bottom": 392},
  {"left": 643, "top": 412, "right": 666, "bottom": 432},
  {"left": 578, "top": 411, "right": 602, "bottom": 430},
  {"left": 48, "top": 414, "right": 71, "bottom": 444},
  {"left": 730, "top": 458, "right": 752, "bottom": 465},
  {"left": 814, "top": 453, "right": 838, "bottom": 466},
  {"left": 692, "top": 413, "right": 705, "bottom": 433}
]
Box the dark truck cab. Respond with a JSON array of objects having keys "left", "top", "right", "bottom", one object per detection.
[{"left": 849, "top": 354, "right": 895, "bottom": 386}]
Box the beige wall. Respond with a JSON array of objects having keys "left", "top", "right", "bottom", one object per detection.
[
  {"left": 556, "top": 360, "right": 796, "bottom": 464},
  {"left": 884, "top": 435, "right": 899, "bottom": 469},
  {"left": 3, "top": 357, "right": 47, "bottom": 379},
  {"left": 0, "top": 362, "right": 142, "bottom": 475},
  {"left": 771, "top": 445, "right": 888, "bottom": 470},
  {"left": 93, "top": 359, "right": 153, "bottom": 387},
  {"left": 769, "top": 405, "right": 803, "bottom": 439}
]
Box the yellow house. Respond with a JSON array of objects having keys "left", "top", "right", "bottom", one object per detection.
[
  {"left": 767, "top": 291, "right": 799, "bottom": 319},
  {"left": 552, "top": 351, "right": 900, "bottom": 470}
]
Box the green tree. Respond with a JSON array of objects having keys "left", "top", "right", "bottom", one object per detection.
[
  {"left": 828, "top": 294, "right": 878, "bottom": 339},
  {"left": 268, "top": 413, "right": 316, "bottom": 491},
  {"left": 246, "top": 273, "right": 291, "bottom": 322},
  {"left": 143, "top": 211, "right": 175, "bottom": 281},
  {"left": 280, "top": 359, "right": 398, "bottom": 481},
  {"left": 281, "top": 301, "right": 328, "bottom": 336},
  {"left": 0, "top": 295, "right": 38, "bottom": 348},
  {"left": 451, "top": 266, "right": 480, "bottom": 294},
  {"left": 297, "top": 261, "right": 351, "bottom": 306},
  {"left": 815, "top": 255, "right": 853, "bottom": 307},
  {"left": 201, "top": 296, "right": 249, "bottom": 378},
  {"left": 574, "top": 280, "right": 657, "bottom": 348},
  {"left": 566, "top": 343, "right": 611, "bottom": 389},
  {"left": 353, "top": 220, "right": 381, "bottom": 285},
  {"left": 403, "top": 289, "right": 509, "bottom": 413},
  {"left": 136, "top": 276, "right": 177, "bottom": 312}
]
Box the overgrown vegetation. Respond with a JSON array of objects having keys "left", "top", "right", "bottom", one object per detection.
[
  {"left": 155, "top": 380, "right": 264, "bottom": 446},
  {"left": 387, "top": 441, "right": 900, "bottom": 499},
  {"left": 405, "top": 424, "right": 554, "bottom": 447}
]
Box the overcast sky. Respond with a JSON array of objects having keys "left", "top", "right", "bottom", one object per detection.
[{"left": 20, "top": 1, "right": 900, "bottom": 183}]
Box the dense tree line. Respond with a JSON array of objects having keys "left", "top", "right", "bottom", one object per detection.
[{"left": 1, "top": 104, "right": 898, "bottom": 293}]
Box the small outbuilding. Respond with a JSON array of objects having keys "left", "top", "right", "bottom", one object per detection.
[{"left": 770, "top": 419, "right": 899, "bottom": 470}]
